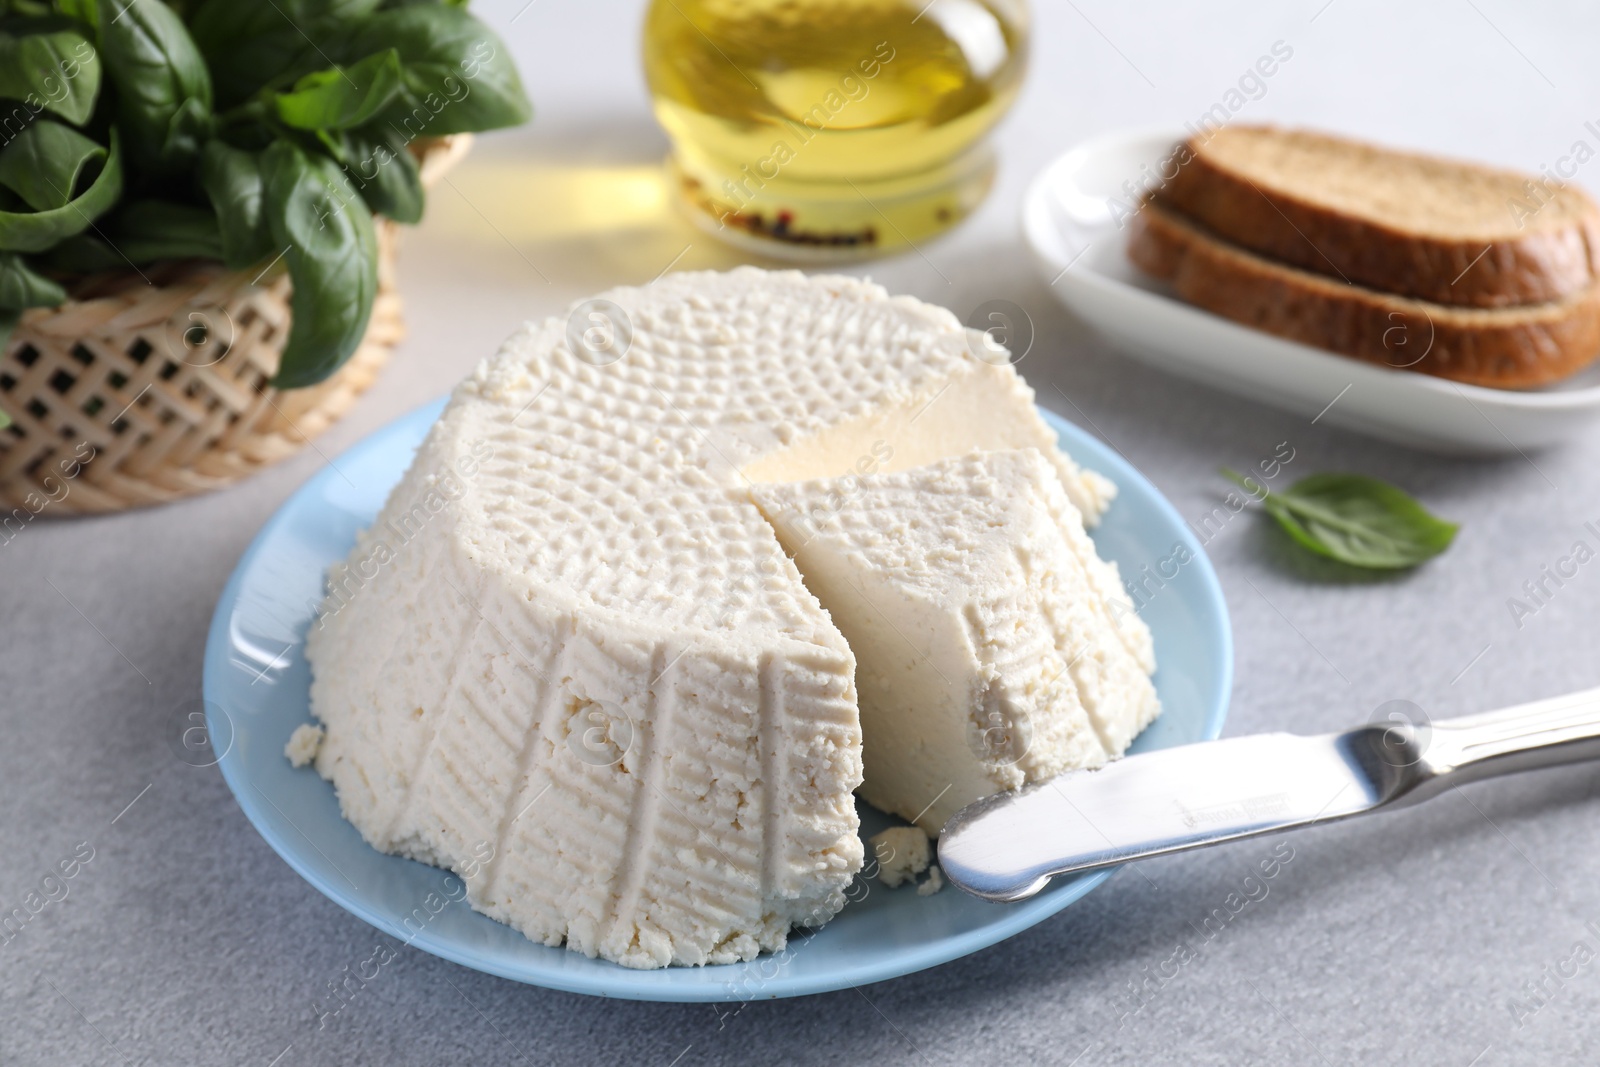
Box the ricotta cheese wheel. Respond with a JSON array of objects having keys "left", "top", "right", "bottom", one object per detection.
[
  {"left": 305, "top": 268, "right": 1117, "bottom": 969},
  {"left": 754, "top": 448, "right": 1159, "bottom": 836}
]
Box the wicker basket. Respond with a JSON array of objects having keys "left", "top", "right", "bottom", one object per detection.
[{"left": 0, "top": 135, "right": 471, "bottom": 515}]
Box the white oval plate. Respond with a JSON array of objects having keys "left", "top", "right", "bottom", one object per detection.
[
  {"left": 1022, "top": 128, "right": 1600, "bottom": 455},
  {"left": 202, "top": 399, "right": 1231, "bottom": 1002}
]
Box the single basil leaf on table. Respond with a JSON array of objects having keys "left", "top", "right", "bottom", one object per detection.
[
  {"left": 261, "top": 138, "right": 377, "bottom": 389},
  {"left": 98, "top": 0, "right": 213, "bottom": 173},
  {"left": 0, "top": 128, "right": 121, "bottom": 252},
  {"left": 275, "top": 47, "right": 404, "bottom": 130},
  {"left": 340, "top": 5, "right": 532, "bottom": 135},
  {"left": 1223, "top": 469, "right": 1459, "bottom": 569},
  {"left": 200, "top": 141, "right": 274, "bottom": 269},
  {"left": 0, "top": 120, "right": 106, "bottom": 211},
  {"left": 104, "top": 200, "right": 223, "bottom": 264},
  {"left": 0, "top": 251, "right": 68, "bottom": 310},
  {"left": 318, "top": 125, "right": 423, "bottom": 223},
  {"left": 0, "top": 24, "right": 102, "bottom": 125}
]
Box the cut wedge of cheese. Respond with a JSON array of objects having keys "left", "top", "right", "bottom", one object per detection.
[
  {"left": 304, "top": 268, "right": 1124, "bottom": 969},
  {"left": 754, "top": 449, "right": 1158, "bottom": 836}
]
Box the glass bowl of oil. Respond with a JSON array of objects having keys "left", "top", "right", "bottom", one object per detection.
[{"left": 643, "top": 0, "right": 1029, "bottom": 260}]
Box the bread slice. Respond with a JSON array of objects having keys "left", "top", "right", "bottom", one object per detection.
[
  {"left": 1128, "top": 199, "right": 1600, "bottom": 389},
  {"left": 1159, "top": 126, "right": 1600, "bottom": 309}
]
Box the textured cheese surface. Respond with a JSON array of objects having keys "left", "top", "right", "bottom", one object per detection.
[
  {"left": 305, "top": 268, "right": 1117, "bottom": 969},
  {"left": 754, "top": 449, "right": 1160, "bottom": 836}
]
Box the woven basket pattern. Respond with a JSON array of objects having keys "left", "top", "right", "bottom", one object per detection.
[{"left": 0, "top": 135, "right": 470, "bottom": 515}]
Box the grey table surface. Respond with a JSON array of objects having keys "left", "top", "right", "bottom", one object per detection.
[{"left": 6, "top": 1, "right": 1600, "bottom": 1064}]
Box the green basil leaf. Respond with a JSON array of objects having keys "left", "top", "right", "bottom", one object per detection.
[
  {"left": 0, "top": 250, "right": 67, "bottom": 309},
  {"left": 0, "top": 127, "right": 121, "bottom": 252},
  {"left": 319, "top": 125, "right": 422, "bottom": 223},
  {"left": 99, "top": 0, "right": 212, "bottom": 173},
  {"left": 1224, "top": 469, "right": 1459, "bottom": 569},
  {"left": 163, "top": 93, "right": 212, "bottom": 166},
  {"left": 105, "top": 199, "right": 223, "bottom": 264},
  {"left": 41, "top": 231, "right": 124, "bottom": 273},
  {"left": 188, "top": 0, "right": 382, "bottom": 107},
  {"left": 54, "top": 1, "right": 99, "bottom": 25},
  {"left": 54, "top": 0, "right": 99, "bottom": 29},
  {"left": 0, "top": 24, "right": 101, "bottom": 125},
  {"left": 200, "top": 140, "right": 272, "bottom": 269},
  {"left": 286, "top": 0, "right": 383, "bottom": 16},
  {"left": 0, "top": 119, "right": 105, "bottom": 211},
  {"left": 262, "top": 138, "right": 377, "bottom": 388},
  {"left": 188, "top": 4, "right": 320, "bottom": 107},
  {"left": 275, "top": 47, "right": 403, "bottom": 131},
  {"left": 340, "top": 6, "right": 530, "bottom": 135},
  {"left": 0, "top": 311, "right": 16, "bottom": 375}
]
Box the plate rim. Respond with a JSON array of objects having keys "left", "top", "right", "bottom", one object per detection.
[
  {"left": 1023, "top": 126, "right": 1600, "bottom": 415},
  {"left": 203, "top": 397, "right": 1233, "bottom": 1002}
]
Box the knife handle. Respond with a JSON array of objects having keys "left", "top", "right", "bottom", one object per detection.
[{"left": 1423, "top": 685, "right": 1600, "bottom": 789}]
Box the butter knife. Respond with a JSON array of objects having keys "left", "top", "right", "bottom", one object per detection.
[{"left": 940, "top": 685, "right": 1600, "bottom": 902}]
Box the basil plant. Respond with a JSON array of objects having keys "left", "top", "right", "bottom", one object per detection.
[{"left": 0, "top": 0, "right": 530, "bottom": 387}]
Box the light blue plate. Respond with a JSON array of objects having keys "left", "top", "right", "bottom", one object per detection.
[{"left": 203, "top": 401, "right": 1232, "bottom": 1002}]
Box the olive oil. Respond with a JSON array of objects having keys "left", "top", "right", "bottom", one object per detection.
[{"left": 643, "top": 0, "right": 1029, "bottom": 257}]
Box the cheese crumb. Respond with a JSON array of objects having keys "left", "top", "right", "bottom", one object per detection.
[
  {"left": 285, "top": 723, "right": 325, "bottom": 768},
  {"left": 870, "top": 826, "right": 931, "bottom": 888},
  {"left": 917, "top": 865, "right": 944, "bottom": 897}
]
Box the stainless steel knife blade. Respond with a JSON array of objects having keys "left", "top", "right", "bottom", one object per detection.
[{"left": 940, "top": 686, "right": 1600, "bottom": 902}]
